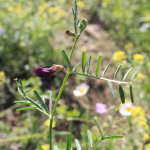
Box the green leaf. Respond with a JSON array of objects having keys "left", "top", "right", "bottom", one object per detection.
[
  {"left": 16, "top": 106, "right": 37, "bottom": 111},
  {"left": 26, "top": 96, "right": 43, "bottom": 111},
  {"left": 131, "top": 67, "right": 141, "bottom": 80},
  {"left": 123, "top": 68, "right": 133, "bottom": 81},
  {"left": 96, "top": 56, "right": 102, "bottom": 76},
  {"left": 61, "top": 50, "right": 72, "bottom": 71},
  {"left": 82, "top": 52, "right": 86, "bottom": 73},
  {"left": 37, "top": 145, "right": 44, "bottom": 150},
  {"left": 75, "top": 139, "right": 81, "bottom": 150},
  {"left": 114, "top": 64, "right": 122, "bottom": 79},
  {"left": 130, "top": 84, "right": 134, "bottom": 103},
  {"left": 66, "top": 134, "right": 71, "bottom": 150},
  {"left": 87, "top": 55, "right": 92, "bottom": 74},
  {"left": 108, "top": 81, "right": 115, "bottom": 98},
  {"left": 72, "top": 62, "right": 81, "bottom": 72},
  {"left": 34, "top": 90, "right": 49, "bottom": 114},
  {"left": 102, "top": 63, "right": 110, "bottom": 77},
  {"left": 103, "top": 136, "right": 123, "bottom": 140},
  {"left": 93, "top": 118, "right": 103, "bottom": 138},
  {"left": 87, "top": 130, "right": 93, "bottom": 147},
  {"left": 25, "top": 89, "right": 31, "bottom": 93},
  {"left": 119, "top": 84, "right": 125, "bottom": 103},
  {"left": 14, "top": 101, "right": 32, "bottom": 105}
]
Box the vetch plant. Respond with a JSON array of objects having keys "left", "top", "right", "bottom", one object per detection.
[{"left": 14, "top": 0, "right": 141, "bottom": 149}]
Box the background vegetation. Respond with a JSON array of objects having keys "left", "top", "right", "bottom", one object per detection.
[{"left": 0, "top": 0, "right": 150, "bottom": 149}]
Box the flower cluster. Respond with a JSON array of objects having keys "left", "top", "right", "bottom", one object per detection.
[
  {"left": 112, "top": 51, "right": 127, "bottom": 62},
  {"left": 133, "top": 54, "right": 144, "bottom": 64}
]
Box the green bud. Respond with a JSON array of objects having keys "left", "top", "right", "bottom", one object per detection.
[{"left": 79, "top": 18, "right": 87, "bottom": 32}]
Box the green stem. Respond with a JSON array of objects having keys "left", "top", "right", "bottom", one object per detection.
[
  {"left": 71, "top": 72, "right": 132, "bottom": 84},
  {"left": 91, "top": 114, "right": 116, "bottom": 149},
  {"left": 69, "top": 33, "right": 81, "bottom": 62},
  {"left": 51, "top": 73, "right": 70, "bottom": 119},
  {"left": 49, "top": 118, "right": 53, "bottom": 150}
]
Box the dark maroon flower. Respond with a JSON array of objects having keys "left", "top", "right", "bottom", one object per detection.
[
  {"left": 65, "top": 30, "right": 76, "bottom": 37},
  {"left": 35, "top": 65, "right": 66, "bottom": 79}
]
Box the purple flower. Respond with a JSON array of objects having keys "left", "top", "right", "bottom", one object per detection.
[
  {"left": 96, "top": 103, "right": 107, "bottom": 114},
  {"left": 65, "top": 121, "right": 69, "bottom": 129},
  {"left": 35, "top": 65, "right": 66, "bottom": 79},
  {"left": 0, "top": 28, "right": 4, "bottom": 35}
]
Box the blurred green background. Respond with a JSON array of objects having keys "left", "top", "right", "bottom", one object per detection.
[{"left": 0, "top": 0, "right": 150, "bottom": 149}]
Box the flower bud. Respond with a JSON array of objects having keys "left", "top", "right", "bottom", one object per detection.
[
  {"left": 35, "top": 65, "right": 66, "bottom": 79},
  {"left": 65, "top": 30, "right": 76, "bottom": 37},
  {"left": 79, "top": 18, "right": 87, "bottom": 32}
]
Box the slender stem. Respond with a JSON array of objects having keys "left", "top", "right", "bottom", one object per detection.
[
  {"left": 71, "top": 72, "right": 132, "bottom": 84},
  {"left": 49, "top": 118, "right": 53, "bottom": 150},
  {"left": 51, "top": 73, "right": 70, "bottom": 119},
  {"left": 69, "top": 33, "right": 81, "bottom": 62},
  {"left": 91, "top": 138, "right": 103, "bottom": 149},
  {"left": 92, "top": 113, "right": 116, "bottom": 149}
]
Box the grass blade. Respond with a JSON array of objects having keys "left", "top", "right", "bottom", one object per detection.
[
  {"left": 93, "top": 117, "right": 103, "bottom": 138},
  {"left": 37, "top": 145, "right": 44, "bottom": 150},
  {"left": 82, "top": 52, "right": 86, "bottom": 73},
  {"left": 131, "top": 67, "right": 141, "bottom": 80},
  {"left": 14, "top": 101, "right": 32, "bottom": 105},
  {"left": 16, "top": 106, "right": 37, "bottom": 111},
  {"left": 96, "top": 56, "right": 102, "bottom": 76},
  {"left": 72, "top": 62, "right": 81, "bottom": 72},
  {"left": 49, "top": 91, "right": 52, "bottom": 115},
  {"left": 108, "top": 81, "right": 115, "bottom": 98},
  {"left": 123, "top": 68, "right": 133, "bottom": 81},
  {"left": 130, "top": 84, "right": 134, "bottom": 103},
  {"left": 34, "top": 90, "right": 49, "bottom": 114},
  {"left": 102, "top": 63, "right": 110, "bottom": 77},
  {"left": 114, "top": 64, "right": 122, "bottom": 79},
  {"left": 75, "top": 139, "right": 81, "bottom": 150},
  {"left": 66, "top": 134, "right": 71, "bottom": 150},
  {"left": 87, "top": 130, "right": 93, "bottom": 147},
  {"left": 61, "top": 50, "right": 72, "bottom": 71},
  {"left": 119, "top": 84, "right": 125, "bottom": 103},
  {"left": 87, "top": 55, "right": 92, "bottom": 74},
  {"left": 103, "top": 136, "right": 123, "bottom": 140}
]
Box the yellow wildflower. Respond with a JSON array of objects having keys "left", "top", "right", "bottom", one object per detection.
[
  {"left": 145, "top": 125, "right": 149, "bottom": 131},
  {"left": 112, "top": 51, "right": 127, "bottom": 62},
  {"left": 137, "top": 73, "right": 146, "bottom": 79},
  {"left": 145, "top": 15, "right": 150, "bottom": 22},
  {"left": 133, "top": 54, "right": 144, "bottom": 64},
  {"left": 0, "top": 71, "right": 6, "bottom": 84},
  {"left": 16, "top": 7, "right": 22, "bottom": 13},
  {"left": 57, "top": 9, "right": 67, "bottom": 18},
  {"left": 145, "top": 143, "right": 150, "bottom": 150},
  {"left": 48, "top": 6, "right": 60, "bottom": 14},
  {"left": 143, "top": 133, "right": 149, "bottom": 141},
  {"left": 131, "top": 106, "right": 142, "bottom": 117},
  {"left": 77, "top": 1, "right": 85, "bottom": 8},
  {"left": 44, "top": 119, "right": 56, "bottom": 128},
  {"left": 125, "top": 42, "right": 133, "bottom": 50},
  {"left": 39, "top": 6, "right": 44, "bottom": 13},
  {"left": 41, "top": 144, "right": 49, "bottom": 150},
  {"left": 43, "top": 2, "right": 48, "bottom": 8},
  {"left": 8, "top": 6, "right": 14, "bottom": 12}
]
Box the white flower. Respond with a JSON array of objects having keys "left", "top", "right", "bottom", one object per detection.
[
  {"left": 139, "top": 23, "right": 150, "bottom": 32},
  {"left": 73, "top": 83, "right": 90, "bottom": 97},
  {"left": 119, "top": 102, "right": 133, "bottom": 116}
]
